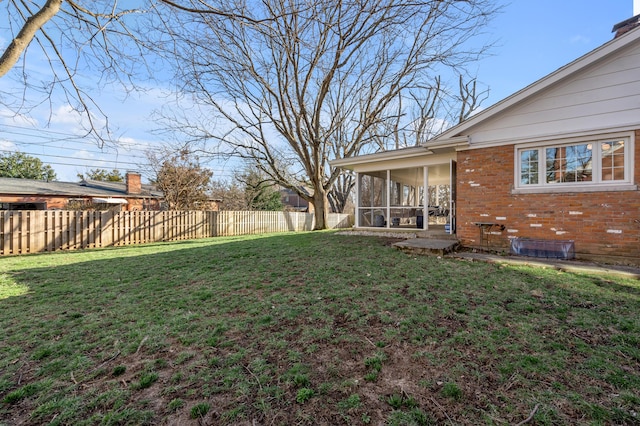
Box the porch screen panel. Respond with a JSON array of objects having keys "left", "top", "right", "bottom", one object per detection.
[
  {"left": 388, "top": 167, "right": 425, "bottom": 228},
  {"left": 358, "top": 174, "right": 387, "bottom": 227}
]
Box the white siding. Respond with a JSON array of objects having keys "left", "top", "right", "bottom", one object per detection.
[{"left": 468, "top": 42, "right": 640, "bottom": 145}]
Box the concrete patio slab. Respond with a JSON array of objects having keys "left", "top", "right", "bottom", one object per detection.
[{"left": 450, "top": 252, "right": 640, "bottom": 280}]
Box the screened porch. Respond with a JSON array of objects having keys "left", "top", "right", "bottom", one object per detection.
[{"left": 356, "top": 162, "right": 455, "bottom": 231}]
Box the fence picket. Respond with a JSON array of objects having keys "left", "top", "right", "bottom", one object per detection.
[
  {"left": 29, "top": 211, "right": 45, "bottom": 253},
  {"left": 0, "top": 210, "right": 350, "bottom": 255}
]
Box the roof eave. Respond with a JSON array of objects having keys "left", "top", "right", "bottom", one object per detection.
[
  {"left": 331, "top": 146, "right": 434, "bottom": 169},
  {"left": 422, "top": 136, "right": 469, "bottom": 150}
]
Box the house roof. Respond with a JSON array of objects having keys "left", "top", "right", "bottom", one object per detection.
[
  {"left": 0, "top": 178, "right": 163, "bottom": 198},
  {"left": 330, "top": 146, "right": 436, "bottom": 168},
  {"left": 430, "top": 24, "right": 640, "bottom": 146}
]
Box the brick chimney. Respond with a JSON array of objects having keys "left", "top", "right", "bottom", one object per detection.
[
  {"left": 126, "top": 172, "right": 142, "bottom": 195},
  {"left": 612, "top": 1, "right": 640, "bottom": 38}
]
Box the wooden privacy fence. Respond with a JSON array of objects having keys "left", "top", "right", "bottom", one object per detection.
[{"left": 0, "top": 210, "right": 351, "bottom": 256}]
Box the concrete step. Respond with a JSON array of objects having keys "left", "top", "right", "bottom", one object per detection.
[
  {"left": 415, "top": 230, "right": 457, "bottom": 240},
  {"left": 393, "top": 238, "right": 460, "bottom": 257}
]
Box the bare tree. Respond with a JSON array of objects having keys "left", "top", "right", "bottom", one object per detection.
[
  {"left": 456, "top": 74, "right": 490, "bottom": 123},
  {"left": 210, "top": 180, "right": 247, "bottom": 211},
  {"left": 328, "top": 172, "right": 355, "bottom": 214},
  {"left": 0, "top": 1, "right": 265, "bottom": 146},
  {"left": 159, "top": 0, "right": 499, "bottom": 229},
  {"left": 147, "top": 147, "right": 213, "bottom": 210}
]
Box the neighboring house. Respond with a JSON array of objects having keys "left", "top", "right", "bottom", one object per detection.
[
  {"left": 0, "top": 172, "right": 164, "bottom": 211},
  {"left": 332, "top": 15, "right": 640, "bottom": 265},
  {"left": 280, "top": 187, "right": 310, "bottom": 212}
]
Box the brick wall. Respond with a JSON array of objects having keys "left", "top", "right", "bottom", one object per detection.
[
  {"left": 0, "top": 195, "right": 163, "bottom": 212},
  {"left": 456, "top": 130, "right": 640, "bottom": 264},
  {"left": 0, "top": 195, "right": 69, "bottom": 209}
]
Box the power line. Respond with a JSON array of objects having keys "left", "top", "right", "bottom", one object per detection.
[
  {"left": 2, "top": 131, "right": 155, "bottom": 155},
  {"left": 0, "top": 123, "right": 158, "bottom": 151},
  {"left": 9, "top": 158, "right": 232, "bottom": 177},
  {"left": 1, "top": 123, "right": 230, "bottom": 159},
  {"left": 0, "top": 149, "right": 145, "bottom": 167},
  {"left": 42, "top": 161, "right": 144, "bottom": 171},
  {"left": 8, "top": 140, "right": 149, "bottom": 161},
  {"left": 0, "top": 148, "right": 235, "bottom": 174},
  {"left": 1, "top": 130, "right": 210, "bottom": 159},
  {"left": 0, "top": 125, "right": 237, "bottom": 180},
  {"left": 1, "top": 122, "right": 156, "bottom": 141}
]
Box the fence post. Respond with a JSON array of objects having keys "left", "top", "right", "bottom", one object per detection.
[
  {"left": 0, "top": 212, "right": 6, "bottom": 254},
  {"left": 2, "top": 212, "right": 13, "bottom": 254},
  {"left": 44, "top": 211, "right": 53, "bottom": 252}
]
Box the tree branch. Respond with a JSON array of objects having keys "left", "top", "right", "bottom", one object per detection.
[{"left": 0, "top": 0, "right": 62, "bottom": 78}]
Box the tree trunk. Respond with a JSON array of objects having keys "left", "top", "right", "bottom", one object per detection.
[{"left": 312, "top": 189, "right": 330, "bottom": 230}]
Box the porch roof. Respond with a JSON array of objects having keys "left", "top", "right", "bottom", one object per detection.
[
  {"left": 331, "top": 146, "right": 433, "bottom": 169},
  {"left": 330, "top": 140, "right": 468, "bottom": 171},
  {"left": 331, "top": 146, "right": 456, "bottom": 186}
]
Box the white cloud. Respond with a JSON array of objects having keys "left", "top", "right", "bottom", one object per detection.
[
  {"left": 118, "top": 136, "right": 136, "bottom": 145},
  {"left": 0, "top": 140, "right": 17, "bottom": 150},
  {"left": 50, "top": 105, "right": 84, "bottom": 126},
  {"left": 468, "top": 106, "right": 486, "bottom": 117},
  {"left": 0, "top": 109, "right": 39, "bottom": 127},
  {"left": 570, "top": 35, "right": 590, "bottom": 44},
  {"left": 425, "top": 117, "right": 452, "bottom": 138},
  {"left": 116, "top": 136, "right": 148, "bottom": 151},
  {"left": 50, "top": 104, "right": 109, "bottom": 137},
  {"left": 73, "top": 149, "right": 95, "bottom": 160}
]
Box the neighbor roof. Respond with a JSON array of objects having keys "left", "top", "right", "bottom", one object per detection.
[{"left": 0, "top": 178, "right": 163, "bottom": 198}]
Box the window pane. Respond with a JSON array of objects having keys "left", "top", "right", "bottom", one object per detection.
[
  {"left": 545, "top": 146, "right": 564, "bottom": 183},
  {"left": 567, "top": 144, "right": 592, "bottom": 182},
  {"left": 601, "top": 140, "right": 625, "bottom": 181},
  {"left": 546, "top": 144, "right": 592, "bottom": 183},
  {"left": 520, "top": 149, "right": 538, "bottom": 185}
]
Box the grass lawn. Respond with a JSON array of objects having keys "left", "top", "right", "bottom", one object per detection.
[{"left": 1, "top": 231, "right": 639, "bottom": 425}]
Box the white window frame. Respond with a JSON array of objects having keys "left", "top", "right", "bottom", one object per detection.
[{"left": 513, "top": 132, "right": 636, "bottom": 194}]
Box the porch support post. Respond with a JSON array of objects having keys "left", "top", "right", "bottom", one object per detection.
[
  {"left": 423, "top": 166, "right": 429, "bottom": 230},
  {"left": 355, "top": 172, "right": 360, "bottom": 227},
  {"left": 386, "top": 169, "right": 391, "bottom": 229}
]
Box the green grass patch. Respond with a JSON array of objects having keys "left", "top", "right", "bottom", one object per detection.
[
  {"left": 441, "top": 382, "right": 463, "bottom": 400},
  {"left": 296, "top": 387, "right": 315, "bottom": 403},
  {"left": 189, "top": 402, "right": 210, "bottom": 419},
  {"left": 0, "top": 231, "right": 638, "bottom": 424},
  {"left": 133, "top": 372, "right": 159, "bottom": 390},
  {"left": 3, "top": 383, "right": 41, "bottom": 404},
  {"left": 339, "top": 393, "right": 362, "bottom": 410}
]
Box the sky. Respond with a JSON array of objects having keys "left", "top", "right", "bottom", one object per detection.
[{"left": 0, "top": 0, "right": 635, "bottom": 183}]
